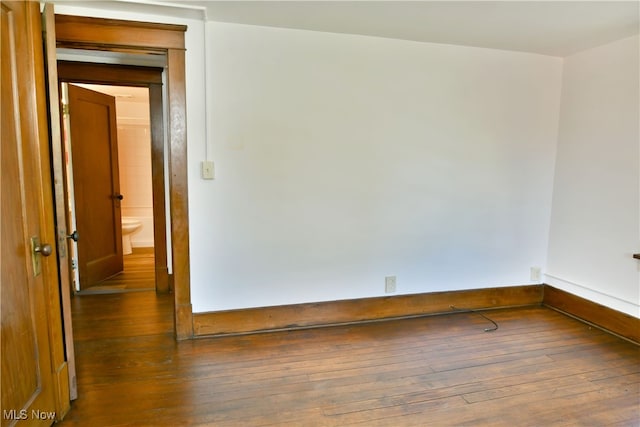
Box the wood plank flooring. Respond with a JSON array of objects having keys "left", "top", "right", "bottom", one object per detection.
[
  {"left": 78, "top": 251, "right": 155, "bottom": 294},
  {"left": 60, "top": 286, "right": 639, "bottom": 426}
]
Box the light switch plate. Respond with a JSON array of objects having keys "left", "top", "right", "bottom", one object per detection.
[{"left": 201, "top": 160, "right": 214, "bottom": 180}]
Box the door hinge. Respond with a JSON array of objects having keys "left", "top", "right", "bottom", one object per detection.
[{"left": 62, "top": 103, "right": 70, "bottom": 116}]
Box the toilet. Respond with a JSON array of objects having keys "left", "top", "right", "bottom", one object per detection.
[{"left": 121, "top": 217, "right": 142, "bottom": 255}]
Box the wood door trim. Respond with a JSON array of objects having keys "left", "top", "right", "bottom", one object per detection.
[
  {"left": 55, "top": 14, "right": 186, "bottom": 50},
  {"left": 55, "top": 14, "right": 192, "bottom": 339},
  {"left": 149, "top": 84, "right": 170, "bottom": 293},
  {"left": 57, "top": 62, "right": 170, "bottom": 294},
  {"left": 57, "top": 61, "right": 163, "bottom": 85}
]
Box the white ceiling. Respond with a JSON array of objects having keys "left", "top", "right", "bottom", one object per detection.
[
  {"left": 172, "top": 1, "right": 640, "bottom": 57},
  {"left": 62, "top": 1, "right": 639, "bottom": 57}
]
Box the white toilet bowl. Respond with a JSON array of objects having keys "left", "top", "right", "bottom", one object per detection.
[{"left": 121, "top": 218, "right": 142, "bottom": 255}]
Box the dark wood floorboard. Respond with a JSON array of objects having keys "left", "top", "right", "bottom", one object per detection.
[
  {"left": 60, "top": 277, "right": 640, "bottom": 426},
  {"left": 78, "top": 251, "right": 155, "bottom": 294}
]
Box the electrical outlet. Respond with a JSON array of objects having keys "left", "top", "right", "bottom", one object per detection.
[
  {"left": 385, "top": 276, "right": 396, "bottom": 293},
  {"left": 530, "top": 266, "right": 541, "bottom": 282},
  {"left": 201, "top": 160, "right": 215, "bottom": 180}
]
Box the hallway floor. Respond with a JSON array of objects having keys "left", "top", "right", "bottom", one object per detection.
[{"left": 78, "top": 250, "right": 155, "bottom": 294}]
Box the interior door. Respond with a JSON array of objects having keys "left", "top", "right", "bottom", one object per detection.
[
  {"left": 67, "top": 84, "right": 124, "bottom": 288},
  {"left": 1, "top": 1, "right": 59, "bottom": 424}
]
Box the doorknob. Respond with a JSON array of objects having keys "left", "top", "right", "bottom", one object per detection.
[
  {"left": 67, "top": 230, "right": 79, "bottom": 242},
  {"left": 113, "top": 193, "right": 124, "bottom": 200},
  {"left": 30, "top": 236, "right": 52, "bottom": 276},
  {"left": 34, "top": 242, "right": 53, "bottom": 257}
]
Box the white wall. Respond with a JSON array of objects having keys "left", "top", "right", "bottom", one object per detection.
[
  {"left": 65, "top": 5, "right": 640, "bottom": 318},
  {"left": 114, "top": 93, "right": 154, "bottom": 248},
  {"left": 546, "top": 35, "right": 640, "bottom": 317},
  {"left": 117, "top": 121, "right": 154, "bottom": 248},
  {"left": 188, "top": 22, "right": 563, "bottom": 312}
]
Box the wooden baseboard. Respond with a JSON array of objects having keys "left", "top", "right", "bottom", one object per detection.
[
  {"left": 131, "top": 247, "right": 154, "bottom": 254},
  {"left": 543, "top": 285, "right": 640, "bottom": 344},
  {"left": 193, "top": 285, "right": 543, "bottom": 337}
]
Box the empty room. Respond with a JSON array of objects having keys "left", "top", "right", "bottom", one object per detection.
[{"left": 2, "top": 1, "right": 638, "bottom": 426}]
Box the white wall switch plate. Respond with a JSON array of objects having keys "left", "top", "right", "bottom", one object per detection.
[{"left": 201, "top": 160, "right": 215, "bottom": 180}]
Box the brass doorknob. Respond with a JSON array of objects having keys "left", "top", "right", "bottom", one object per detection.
[{"left": 34, "top": 243, "right": 53, "bottom": 257}]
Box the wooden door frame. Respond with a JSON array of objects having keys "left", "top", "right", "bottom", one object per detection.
[
  {"left": 55, "top": 14, "right": 192, "bottom": 339},
  {"left": 57, "top": 61, "right": 170, "bottom": 295}
]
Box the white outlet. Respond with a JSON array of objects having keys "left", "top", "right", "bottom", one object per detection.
[
  {"left": 385, "top": 276, "right": 396, "bottom": 293},
  {"left": 530, "top": 266, "right": 542, "bottom": 282},
  {"left": 201, "top": 160, "right": 215, "bottom": 180}
]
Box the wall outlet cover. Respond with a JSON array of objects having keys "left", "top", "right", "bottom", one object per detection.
[
  {"left": 385, "top": 276, "right": 397, "bottom": 293},
  {"left": 530, "top": 266, "right": 542, "bottom": 282}
]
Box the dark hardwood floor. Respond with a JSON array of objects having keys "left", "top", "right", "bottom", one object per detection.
[
  {"left": 60, "top": 268, "right": 640, "bottom": 426},
  {"left": 79, "top": 251, "right": 155, "bottom": 294}
]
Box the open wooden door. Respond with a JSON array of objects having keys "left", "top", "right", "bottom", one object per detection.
[
  {"left": 42, "top": 3, "right": 77, "bottom": 400},
  {"left": 67, "top": 84, "right": 124, "bottom": 288},
  {"left": 1, "top": 1, "right": 69, "bottom": 423}
]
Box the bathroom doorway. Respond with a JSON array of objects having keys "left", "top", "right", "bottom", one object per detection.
[
  {"left": 57, "top": 62, "right": 170, "bottom": 295},
  {"left": 68, "top": 82, "right": 155, "bottom": 293}
]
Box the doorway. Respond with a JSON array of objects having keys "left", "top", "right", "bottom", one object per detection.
[
  {"left": 68, "top": 82, "right": 157, "bottom": 294},
  {"left": 58, "top": 62, "right": 170, "bottom": 295},
  {"left": 54, "top": 13, "right": 193, "bottom": 341},
  {"left": 52, "top": 62, "right": 171, "bottom": 405}
]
